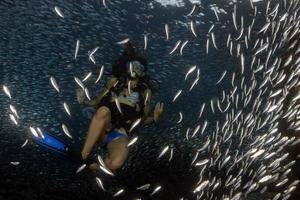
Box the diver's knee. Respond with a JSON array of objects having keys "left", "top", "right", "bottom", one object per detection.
[
  {"left": 95, "top": 106, "right": 111, "bottom": 121},
  {"left": 107, "top": 158, "right": 124, "bottom": 171}
]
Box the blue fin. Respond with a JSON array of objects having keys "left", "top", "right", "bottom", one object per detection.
[{"left": 33, "top": 132, "right": 70, "bottom": 157}]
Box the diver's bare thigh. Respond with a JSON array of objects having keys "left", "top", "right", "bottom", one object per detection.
[{"left": 106, "top": 136, "right": 129, "bottom": 168}]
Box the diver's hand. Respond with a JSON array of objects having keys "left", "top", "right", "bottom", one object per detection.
[
  {"left": 105, "top": 77, "right": 118, "bottom": 89},
  {"left": 154, "top": 102, "right": 164, "bottom": 122},
  {"left": 76, "top": 88, "right": 86, "bottom": 104}
]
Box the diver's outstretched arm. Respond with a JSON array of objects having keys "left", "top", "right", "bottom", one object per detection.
[
  {"left": 142, "top": 89, "right": 164, "bottom": 124},
  {"left": 142, "top": 89, "right": 153, "bottom": 124}
]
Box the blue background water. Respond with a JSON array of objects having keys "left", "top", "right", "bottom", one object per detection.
[{"left": 0, "top": 0, "right": 266, "bottom": 199}]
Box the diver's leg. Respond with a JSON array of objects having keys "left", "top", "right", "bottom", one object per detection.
[
  {"left": 81, "top": 106, "right": 111, "bottom": 160},
  {"left": 105, "top": 131, "right": 129, "bottom": 171}
]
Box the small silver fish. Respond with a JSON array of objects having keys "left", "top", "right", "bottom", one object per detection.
[
  {"left": 9, "top": 105, "right": 19, "bottom": 119},
  {"left": 190, "top": 20, "right": 197, "bottom": 37},
  {"left": 206, "top": 37, "right": 210, "bottom": 54},
  {"left": 95, "top": 177, "right": 106, "bottom": 191},
  {"left": 169, "top": 40, "right": 181, "bottom": 55},
  {"left": 36, "top": 127, "right": 44, "bottom": 139},
  {"left": 63, "top": 102, "right": 71, "bottom": 117},
  {"left": 191, "top": 125, "right": 200, "bottom": 138},
  {"left": 144, "top": 34, "right": 148, "bottom": 50},
  {"left": 195, "top": 159, "right": 209, "bottom": 166},
  {"left": 82, "top": 72, "right": 92, "bottom": 82},
  {"left": 272, "top": 193, "right": 281, "bottom": 200},
  {"left": 226, "top": 34, "right": 231, "bottom": 47},
  {"left": 75, "top": 40, "right": 80, "bottom": 60},
  {"left": 158, "top": 145, "right": 169, "bottom": 159},
  {"left": 208, "top": 24, "right": 215, "bottom": 34},
  {"left": 30, "top": 127, "right": 39, "bottom": 137},
  {"left": 212, "top": 181, "right": 220, "bottom": 191},
  {"left": 276, "top": 178, "right": 288, "bottom": 187},
  {"left": 165, "top": 24, "right": 169, "bottom": 40},
  {"left": 232, "top": 12, "right": 238, "bottom": 31},
  {"left": 235, "top": 27, "right": 244, "bottom": 41},
  {"left": 97, "top": 155, "right": 106, "bottom": 167},
  {"left": 102, "top": 0, "right": 107, "bottom": 8},
  {"left": 198, "top": 103, "right": 205, "bottom": 119},
  {"left": 89, "top": 54, "right": 96, "bottom": 64},
  {"left": 191, "top": 150, "right": 200, "bottom": 165},
  {"left": 127, "top": 136, "right": 138, "bottom": 147},
  {"left": 129, "top": 62, "right": 134, "bottom": 77},
  {"left": 201, "top": 120, "right": 208, "bottom": 135},
  {"left": 89, "top": 47, "right": 99, "bottom": 57},
  {"left": 3, "top": 85, "right": 12, "bottom": 99},
  {"left": 251, "top": 149, "right": 265, "bottom": 158},
  {"left": 111, "top": 92, "right": 122, "bottom": 115},
  {"left": 180, "top": 40, "right": 189, "bottom": 56},
  {"left": 173, "top": 89, "right": 182, "bottom": 102},
  {"left": 9, "top": 114, "right": 18, "bottom": 126},
  {"left": 168, "top": 148, "right": 174, "bottom": 162},
  {"left": 10, "top": 161, "right": 20, "bottom": 166},
  {"left": 212, "top": 7, "right": 219, "bottom": 21},
  {"left": 144, "top": 91, "right": 149, "bottom": 106},
  {"left": 62, "top": 123, "right": 73, "bottom": 139},
  {"left": 185, "top": 65, "right": 197, "bottom": 81},
  {"left": 54, "top": 6, "right": 64, "bottom": 18},
  {"left": 99, "top": 165, "right": 114, "bottom": 176},
  {"left": 185, "top": 128, "right": 190, "bottom": 140},
  {"left": 216, "top": 70, "right": 227, "bottom": 85},
  {"left": 50, "top": 76, "right": 60, "bottom": 93},
  {"left": 196, "top": 68, "right": 200, "bottom": 78},
  {"left": 150, "top": 185, "right": 162, "bottom": 196},
  {"left": 193, "top": 180, "right": 209, "bottom": 193},
  {"left": 254, "top": 42, "right": 269, "bottom": 56},
  {"left": 21, "top": 139, "right": 28, "bottom": 148},
  {"left": 258, "top": 175, "right": 273, "bottom": 183},
  {"left": 177, "top": 112, "right": 183, "bottom": 124},
  {"left": 187, "top": 4, "right": 197, "bottom": 16},
  {"left": 95, "top": 65, "right": 105, "bottom": 84},
  {"left": 240, "top": 53, "right": 245, "bottom": 74},
  {"left": 231, "top": 192, "right": 242, "bottom": 200},
  {"left": 258, "top": 22, "right": 271, "bottom": 34},
  {"left": 117, "top": 38, "right": 130, "bottom": 45},
  {"left": 136, "top": 184, "right": 151, "bottom": 190},
  {"left": 189, "top": 77, "right": 199, "bottom": 91},
  {"left": 76, "top": 164, "right": 86, "bottom": 174},
  {"left": 74, "top": 77, "right": 85, "bottom": 90},
  {"left": 113, "top": 189, "right": 124, "bottom": 197},
  {"left": 84, "top": 87, "right": 91, "bottom": 101},
  {"left": 211, "top": 32, "right": 218, "bottom": 49},
  {"left": 129, "top": 118, "right": 141, "bottom": 133}
]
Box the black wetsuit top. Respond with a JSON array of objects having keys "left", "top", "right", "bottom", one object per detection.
[{"left": 98, "top": 78, "right": 149, "bottom": 132}]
